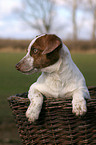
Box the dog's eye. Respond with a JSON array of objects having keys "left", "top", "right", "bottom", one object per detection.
[{"left": 33, "top": 48, "right": 38, "bottom": 54}]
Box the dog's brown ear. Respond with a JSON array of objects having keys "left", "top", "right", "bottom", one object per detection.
[{"left": 42, "top": 34, "right": 62, "bottom": 54}]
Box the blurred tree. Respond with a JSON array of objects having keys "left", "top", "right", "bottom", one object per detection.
[
  {"left": 72, "top": 0, "right": 78, "bottom": 40},
  {"left": 20, "top": 0, "right": 56, "bottom": 34},
  {"left": 62, "top": 0, "right": 96, "bottom": 40},
  {"left": 16, "top": 0, "right": 95, "bottom": 40},
  {"left": 78, "top": 0, "right": 96, "bottom": 40},
  {"left": 89, "top": 0, "right": 96, "bottom": 40},
  {"left": 62, "top": 0, "right": 78, "bottom": 40}
]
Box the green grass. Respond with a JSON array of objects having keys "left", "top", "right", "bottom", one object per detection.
[
  {"left": 0, "top": 52, "right": 40, "bottom": 96},
  {"left": 72, "top": 53, "right": 96, "bottom": 86},
  {"left": 0, "top": 52, "right": 96, "bottom": 121}
]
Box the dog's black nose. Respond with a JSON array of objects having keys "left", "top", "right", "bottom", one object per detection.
[{"left": 15, "top": 63, "right": 20, "bottom": 70}]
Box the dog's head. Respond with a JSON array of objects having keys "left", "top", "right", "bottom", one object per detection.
[{"left": 16, "top": 34, "right": 62, "bottom": 74}]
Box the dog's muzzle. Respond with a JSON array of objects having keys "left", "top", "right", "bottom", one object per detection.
[{"left": 16, "top": 55, "right": 37, "bottom": 74}]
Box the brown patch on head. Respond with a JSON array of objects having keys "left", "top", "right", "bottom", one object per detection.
[{"left": 30, "top": 34, "right": 62, "bottom": 69}]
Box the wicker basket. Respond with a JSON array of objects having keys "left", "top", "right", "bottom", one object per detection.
[{"left": 8, "top": 86, "right": 96, "bottom": 145}]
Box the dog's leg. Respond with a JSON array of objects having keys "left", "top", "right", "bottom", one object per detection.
[
  {"left": 72, "top": 89, "right": 90, "bottom": 116},
  {"left": 26, "top": 84, "right": 43, "bottom": 122}
]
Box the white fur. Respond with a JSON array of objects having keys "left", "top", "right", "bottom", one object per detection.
[{"left": 26, "top": 42, "right": 90, "bottom": 122}]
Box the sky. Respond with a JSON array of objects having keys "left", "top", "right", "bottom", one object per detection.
[
  {"left": 0, "top": 0, "right": 35, "bottom": 39},
  {"left": 0, "top": 0, "right": 94, "bottom": 40}
]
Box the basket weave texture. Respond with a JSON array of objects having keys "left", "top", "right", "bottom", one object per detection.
[{"left": 8, "top": 86, "right": 96, "bottom": 145}]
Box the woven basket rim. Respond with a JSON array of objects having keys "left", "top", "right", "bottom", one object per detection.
[{"left": 8, "top": 86, "right": 96, "bottom": 102}]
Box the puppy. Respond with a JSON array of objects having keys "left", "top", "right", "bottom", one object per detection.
[{"left": 16, "top": 34, "right": 90, "bottom": 122}]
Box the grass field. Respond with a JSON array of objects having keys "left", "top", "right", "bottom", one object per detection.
[{"left": 0, "top": 52, "right": 96, "bottom": 145}]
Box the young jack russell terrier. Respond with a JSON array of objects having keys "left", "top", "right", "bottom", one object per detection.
[{"left": 16, "top": 34, "right": 90, "bottom": 122}]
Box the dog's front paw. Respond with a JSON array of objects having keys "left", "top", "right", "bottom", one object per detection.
[
  {"left": 72, "top": 98, "right": 87, "bottom": 116},
  {"left": 26, "top": 110, "right": 39, "bottom": 122},
  {"left": 26, "top": 104, "right": 40, "bottom": 122}
]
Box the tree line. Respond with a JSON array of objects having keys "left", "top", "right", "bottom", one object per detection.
[{"left": 18, "top": 0, "right": 96, "bottom": 40}]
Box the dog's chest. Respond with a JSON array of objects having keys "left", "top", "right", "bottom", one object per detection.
[
  {"left": 45, "top": 73, "right": 62, "bottom": 91},
  {"left": 37, "top": 72, "right": 64, "bottom": 97}
]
